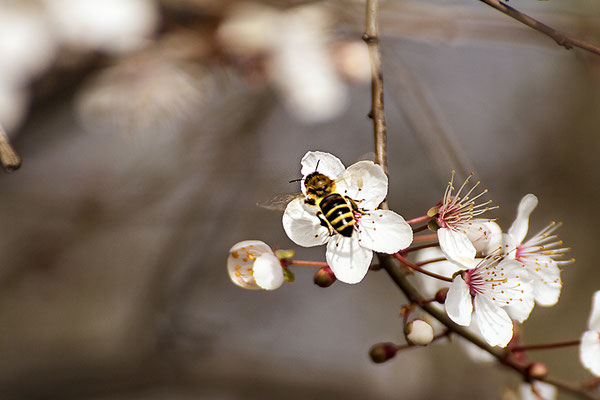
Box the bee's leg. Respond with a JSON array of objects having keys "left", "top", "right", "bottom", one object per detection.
[
  {"left": 347, "top": 198, "right": 366, "bottom": 215},
  {"left": 315, "top": 211, "right": 334, "bottom": 236}
]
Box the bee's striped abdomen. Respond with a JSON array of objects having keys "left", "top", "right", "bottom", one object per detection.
[{"left": 320, "top": 193, "right": 354, "bottom": 237}]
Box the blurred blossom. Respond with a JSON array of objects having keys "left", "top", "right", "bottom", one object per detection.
[
  {"left": 0, "top": 3, "right": 56, "bottom": 86},
  {"left": 42, "top": 0, "right": 159, "bottom": 54},
  {"left": 331, "top": 41, "right": 371, "bottom": 84},
  {"left": 77, "top": 54, "right": 207, "bottom": 138},
  {"left": 519, "top": 381, "right": 556, "bottom": 400},
  {"left": 218, "top": 3, "right": 348, "bottom": 123}
]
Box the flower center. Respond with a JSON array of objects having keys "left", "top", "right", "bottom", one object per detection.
[{"left": 436, "top": 171, "right": 495, "bottom": 230}]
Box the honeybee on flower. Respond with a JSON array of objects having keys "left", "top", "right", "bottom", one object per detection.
[{"left": 282, "top": 151, "right": 413, "bottom": 284}]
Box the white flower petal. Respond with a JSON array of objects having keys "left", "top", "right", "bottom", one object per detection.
[
  {"left": 300, "top": 151, "right": 345, "bottom": 179},
  {"left": 580, "top": 330, "right": 600, "bottom": 377},
  {"left": 520, "top": 382, "right": 557, "bottom": 400},
  {"left": 464, "top": 219, "right": 503, "bottom": 255},
  {"left": 356, "top": 210, "right": 413, "bottom": 253},
  {"left": 326, "top": 235, "right": 373, "bottom": 284},
  {"left": 228, "top": 240, "right": 273, "bottom": 290},
  {"left": 473, "top": 295, "right": 513, "bottom": 347},
  {"left": 491, "top": 260, "right": 534, "bottom": 323},
  {"left": 254, "top": 253, "right": 284, "bottom": 290},
  {"left": 438, "top": 228, "right": 476, "bottom": 267},
  {"left": 334, "top": 160, "right": 388, "bottom": 210},
  {"left": 507, "top": 194, "right": 538, "bottom": 244},
  {"left": 588, "top": 291, "right": 600, "bottom": 331},
  {"left": 282, "top": 197, "right": 330, "bottom": 247},
  {"left": 445, "top": 275, "right": 473, "bottom": 326},
  {"left": 528, "top": 258, "right": 562, "bottom": 307}
]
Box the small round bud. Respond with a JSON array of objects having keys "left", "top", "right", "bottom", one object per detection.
[
  {"left": 404, "top": 319, "right": 434, "bottom": 346},
  {"left": 527, "top": 362, "right": 548, "bottom": 379},
  {"left": 435, "top": 288, "right": 449, "bottom": 304},
  {"left": 427, "top": 219, "right": 440, "bottom": 231},
  {"left": 314, "top": 266, "right": 336, "bottom": 288},
  {"left": 369, "top": 342, "right": 398, "bottom": 363}
]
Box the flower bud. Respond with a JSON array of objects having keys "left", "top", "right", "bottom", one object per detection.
[
  {"left": 404, "top": 319, "right": 434, "bottom": 346},
  {"left": 435, "top": 288, "right": 449, "bottom": 304},
  {"left": 527, "top": 362, "right": 548, "bottom": 379},
  {"left": 314, "top": 266, "right": 336, "bottom": 287},
  {"left": 369, "top": 342, "right": 398, "bottom": 363},
  {"left": 228, "top": 240, "right": 284, "bottom": 290}
]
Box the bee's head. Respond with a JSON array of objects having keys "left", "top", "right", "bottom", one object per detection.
[{"left": 304, "top": 172, "right": 334, "bottom": 200}]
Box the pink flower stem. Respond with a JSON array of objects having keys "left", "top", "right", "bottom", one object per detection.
[
  {"left": 394, "top": 253, "right": 453, "bottom": 283},
  {"left": 405, "top": 215, "right": 431, "bottom": 225},
  {"left": 416, "top": 257, "right": 447, "bottom": 267},
  {"left": 391, "top": 330, "right": 452, "bottom": 352},
  {"left": 510, "top": 340, "right": 581, "bottom": 352},
  {"left": 412, "top": 224, "right": 429, "bottom": 233},
  {"left": 286, "top": 260, "right": 329, "bottom": 268},
  {"left": 411, "top": 234, "right": 438, "bottom": 243},
  {"left": 400, "top": 242, "right": 440, "bottom": 254}
]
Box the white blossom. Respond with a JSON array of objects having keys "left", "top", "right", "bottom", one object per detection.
[
  {"left": 435, "top": 171, "right": 496, "bottom": 266},
  {"left": 503, "top": 194, "right": 569, "bottom": 307},
  {"left": 227, "top": 240, "right": 284, "bottom": 290},
  {"left": 445, "top": 255, "right": 534, "bottom": 347},
  {"left": 580, "top": 290, "right": 600, "bottom": 377},
  {"left": 519, "top": 381, "right": 556, "bottom": 400},
  {"left": 283, "top": 151, "right": 412, "bottom": 284}
]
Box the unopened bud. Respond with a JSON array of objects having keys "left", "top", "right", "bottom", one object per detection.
[
  {"left": 369, "top": 342, "right": 398, "bottom": 363},
  {"left": 404, "top": 319, "right": 434, "bottom": 346},
  {"left": 527, "top": 362, "right": 548, "bottom": 379},
  {"left": 435, "top": 288, "right": 449, "bottom": 304},
  {"left": 428, "top": 219, "right": 440, "bottom": 231},
  {"left": 314, "top": 266, "right": 336, "bottom": 288}
]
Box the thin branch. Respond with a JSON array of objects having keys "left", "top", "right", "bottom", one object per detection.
[
  {"left": 478, "top": 0, "right": 600, "bottom": 56},
  {"left": 364, "top": 0, "right": 388, "bottom": 209}
]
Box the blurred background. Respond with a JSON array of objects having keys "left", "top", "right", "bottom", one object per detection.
[{"left": 0, "top": 0, "right": 599, "bottom": 398}]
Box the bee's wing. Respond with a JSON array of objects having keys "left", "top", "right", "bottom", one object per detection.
[{"left": 257, "top": 193, "right": 304, "bottom": 211}]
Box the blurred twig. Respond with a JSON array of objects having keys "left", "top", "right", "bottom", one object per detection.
[
  {"left": 384, "top": 49, "right": 472, "bottom": 181},
  {"left": 0, "top": 125, "right": 22, "bottom": 172},
  {"left": 478, "top": 0, "right": 600, "bottom": 56}
]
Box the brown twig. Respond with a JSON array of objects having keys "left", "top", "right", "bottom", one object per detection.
[
  {"left": 0, "top": 125, "right": 22, "bottom": 172},
  {"left": 363, "top": 0, "right": 388, "bottom": 209},
  {"left": 478, "top": 0, "right": 600, "bottom": 56}
]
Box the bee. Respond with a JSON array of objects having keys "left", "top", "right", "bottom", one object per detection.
[
  {"left": 259, "top": 165, "right": 363, "bottom": 238},
  {"left": 303, "top": 171, "right": 360, "bottom": 237}
]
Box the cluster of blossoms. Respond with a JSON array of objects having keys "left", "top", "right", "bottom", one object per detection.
[{"left": 227, "top": 150, "right": 599, "bottom": 395}]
